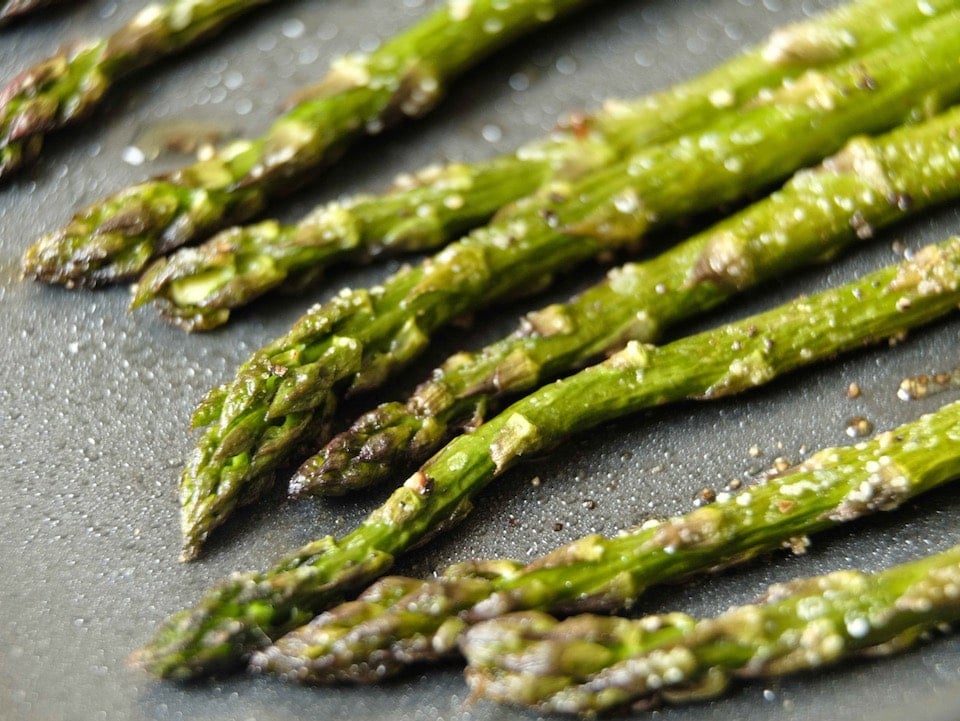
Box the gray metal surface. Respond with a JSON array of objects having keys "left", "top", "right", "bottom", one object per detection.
[{"left": 1, "top": 1, "right": 959, "bottom": 720}]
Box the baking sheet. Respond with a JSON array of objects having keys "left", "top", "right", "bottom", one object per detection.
[{"left": 2, "top": 1, "right": 960, "bottom": 720}]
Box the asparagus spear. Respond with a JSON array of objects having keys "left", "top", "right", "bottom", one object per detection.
[
  {"left": 0, "top": 0, "right": 271, "bottom": 181},
  {"left": 461, "top": 545, "right": 960, "bottom": 715},
  {"left": 129, "top": 0, "right": 953, "bottom": 330},
  {"left": 293, "top": 100, "right": 960, "bottom": 498},
  {"left": 250, "top": 377, "right": 960, "bottom": 684},
  {"left": 134, "top": 237, "right": 960, "bottom": 679},
  {"left": 176, "top": 15, "right": 960, "bottom": 559},
  {"left": 19, "top": 0, "right": 593, "bottom": 286}
]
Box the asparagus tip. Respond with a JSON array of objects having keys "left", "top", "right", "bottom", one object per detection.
[
  {"left": 20, "top": 225, "right": 132, "bottom": 288},
  {"left": 129, "top": 278, "right": 156, "bottom": 311},
  {"left": 287, "top": 469, "right": 310, "bottom": 498},
  {"left": 179, "top": 500, "right": 208, "bottom": 562},
  {"left": 20, "top": 231, "right": 67, "bottom": 285},
  {"left": 179, "top": 544, "right": 201, "bottom": 563}
]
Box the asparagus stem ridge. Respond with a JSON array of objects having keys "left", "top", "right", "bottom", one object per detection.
[
  {"left": 19, "top": 0, "right": 592, "bottom": 285},
  {"left": 0, "top": 0, "right": 270, "bottom": 181},
  {"left": 294, "top": 101, "right": 960, "bottom": 497},
  {"left": 461, "top": 544, "right": 960, "bottom": 715},
  {"left": 128, "top": 0, "right": 955, "bottom": 330},
  {"left": 134, "top": 237, "right": 960, "bottom": 679},
  {"left": 176, "top": 12, "right": 960, "bottom": 558}
]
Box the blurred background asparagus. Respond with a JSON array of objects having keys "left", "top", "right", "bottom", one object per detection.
[
  {"left": 0, "top": 0, "right": 67, "bottom": 27},
  {"left": 0, "top": 0, "right": 271, "bottom": 181},
  {"left": 19, "top": 0, "right": 594, "bottom": 285}
]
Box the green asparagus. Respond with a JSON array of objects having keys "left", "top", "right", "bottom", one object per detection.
[
  {"left": 176, "top": 15, "right": 960, "bottom": 559},
  {"left": 128, "top": 0, "right": 954, "bottom": 331},
  {"left": 251, "top": 386, "right": 960, "bottom": 684},
  {"left": 0, "top": 0, "right": 271, "bottom": 181},
  {"left": 134, "top": 238, "right": 960, "bottom": 679},
  {"left": 461, "top": 545, "right": 960, "bottom": 715},
  {"left": 19, "top": 0, "right": 592, "bottom": 286},
  {"left": 293, "top": 101, "right": 960, "bottom": 497},
  {"left": 0, "top": 0, "right": 63, "bottom": 26}
]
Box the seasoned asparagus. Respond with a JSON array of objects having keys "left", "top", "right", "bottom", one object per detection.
[
  {"left": 177, "top": 16, "right": 960, "bottom": 559},
  {"left": 19, "top": 0, "right": 592, "bottom": 285},
  {"left": 461, "top": 545, "right": 960, "bottom": 715},
  {"left": 129, "top": 0, "right": 954, "bottom": 330},
  {"left": 134, "top": 238, "right": 960, "bottom": 679},
  {"left": 294, "top": 101, "right": 960, "bottom": 497},
  {"left": 252, "top": 373, "right": 960, "bottom": 684},
  {"left": 0, "top": 0, "right": 270, "bottom": 181}
]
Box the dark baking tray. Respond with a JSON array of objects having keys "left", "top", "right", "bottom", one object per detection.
[{"left": 2, "top": 1, "right": 959, "bottom": 720}]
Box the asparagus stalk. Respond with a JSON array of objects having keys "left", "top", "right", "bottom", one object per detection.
[
  {"left": 19, "top": 0, "right": 592, "bottom": 286},
  {"left": 128, "top": 0, "right": 953, "bottom": 331},
  {"left": 176, "top": 15, "right": 960, "bottom": 559},
  {"left": 0, "top": 0, "right": 271, "bottom": 181},
  {"left": 461, "top": 545, "right": 960, "bottom": 715},
  {"left": 293, "top": 101, "right": 960, "bottom": 498},
  {"left": 134, "top": 237, "right": 960, "bottom": 679},
  {"left": 250, "top": 359, "right": 960, "bottom": 685}
]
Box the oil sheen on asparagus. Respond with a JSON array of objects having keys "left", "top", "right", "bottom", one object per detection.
[{"left": 252, "top": 398, "right": 960, "bottom": 683}]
